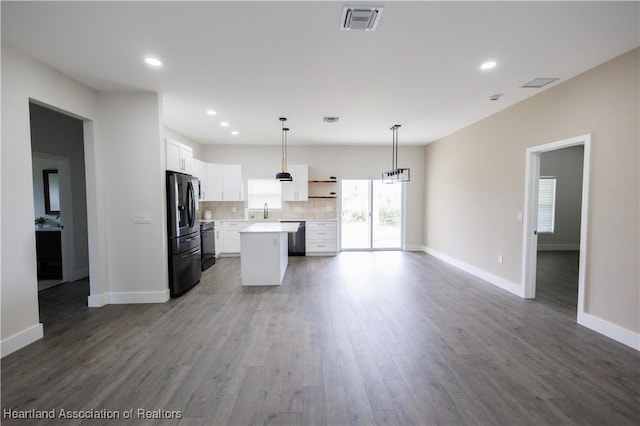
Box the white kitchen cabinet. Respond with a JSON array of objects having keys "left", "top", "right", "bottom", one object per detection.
[
  {"left": 306, "top": 221, "right": 338, "bottom": 255},
  {"left": 166, "top": 138, "right": 193, "bottom": 174},
  {"left": 200, "top": 163, "right": 243, "bottom": 201},
  {"left": 214, "top": 224, "right": 223, "bottom": 257},
  {"left": 282, "top": 164, "right": 308, "bottom": 201},
  {"left": 192, "top": 159, "right": 207, "bottom": 199},
  {"left": 206, "top": 164, "right": 223, "bottom": 201},
  {"left": 222, "top": 221, "right": 254, "bottom": 254},
  {"left": 222, "top": 164, "right": 243, "bottom": 201}
]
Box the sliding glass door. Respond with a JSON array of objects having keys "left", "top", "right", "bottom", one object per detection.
[{"left": 341, "top": 179, "right": 403, "bottom": 250}]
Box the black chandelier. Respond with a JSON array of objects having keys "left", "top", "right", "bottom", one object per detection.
[{"left": 382, "top": 124, "right": 410, "bottom": 183}]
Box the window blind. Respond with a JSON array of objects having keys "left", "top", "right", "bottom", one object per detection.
[
  {"left": 537, "top": 177, "right": 556, "bottom": 233},
  {"left": 247, "top": 179, "right": 282, "bottom": 209}
]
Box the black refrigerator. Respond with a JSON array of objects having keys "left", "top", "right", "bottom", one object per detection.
[{"left": 166, "top": 171, "right": 201, "bottom": 296}]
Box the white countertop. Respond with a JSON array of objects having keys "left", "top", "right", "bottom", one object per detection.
[
  {"left": 35, "top": 227, "right": 62, "bottom": 232},
  {"left": 239, "top": 222, "right": 300, "bottom": 233}
]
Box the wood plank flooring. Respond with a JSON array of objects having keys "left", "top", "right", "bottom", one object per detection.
[
  {"left": 2, "top": 252, "right": 639, "bottom": 425},
  {"left": 536, "top": 251, "right": 579, "bottom": 312}
]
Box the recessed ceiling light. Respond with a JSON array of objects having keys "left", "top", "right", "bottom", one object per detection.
[
  {"left": 144, "top": 57, "right": 162, "bottom": 67},
  {"left": 220, "top": 122, "right": 229, "bottom": 127},
  {"left": 231, "top": 131, "right": 239, "bottom": 136},
  {"left": 206, "top": 110, "right": 216, "bottom": 116},
  {"left": 480, "top": 60, "right": 497, "bottom": 70}
]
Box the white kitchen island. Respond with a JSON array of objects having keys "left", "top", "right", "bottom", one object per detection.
[{"left": 239, "top": 222, "right": 300, "bottom": 286}]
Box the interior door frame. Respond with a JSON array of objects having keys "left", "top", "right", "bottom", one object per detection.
[{"left": 521, "top": 134, "right": 591, "bottom": 319}]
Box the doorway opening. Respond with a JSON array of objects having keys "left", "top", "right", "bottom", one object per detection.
[
  {"left": 340, "top": 179, "right": 404, "bottom": 250},
  {"left": 535, "top": 145, "right": 584, "bottom": 312},
  {"left": 30, "top": 102, "right": 90, "bottom": 323},
  {"left": 521, "top": 134, "right": 590, "bottom": 321}
]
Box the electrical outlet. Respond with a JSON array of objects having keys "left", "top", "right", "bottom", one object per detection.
[
  {"left": 232, "top": 207, "right": 237, "bottom": 213},
  {"left": 517, "top": 212, "right": 523, "bottom": 222},
  {"left": 498, "top": 255, "right": 504, "bottom": 264}
]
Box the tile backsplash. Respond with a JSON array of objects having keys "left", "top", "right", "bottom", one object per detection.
[{"left": 200, "top": 199, "right": 338, "bottom": 221}]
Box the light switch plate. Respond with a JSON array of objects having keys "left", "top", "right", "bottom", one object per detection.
[{"left": 133, "top": 213, "right": 152, "bottom": 224}]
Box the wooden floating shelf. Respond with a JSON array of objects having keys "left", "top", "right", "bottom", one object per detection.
[
  {"left": 308, "top": 180, "right": 337, "bottom": 183},
  {"left": 308, "top": 196, "right": 337, "bottom": 199}
]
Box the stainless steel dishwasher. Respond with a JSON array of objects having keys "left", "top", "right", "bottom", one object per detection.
[{"left": 280, "top": 220, "right": 305, "bottom": 256}]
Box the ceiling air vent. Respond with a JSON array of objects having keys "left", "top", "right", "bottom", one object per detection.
[
  {"left": 521, "top": 78, "right": 559, "bottom": 88},
  {"left": 323, "top": 116, "right": 340, "bottom": 123},
  {"left": 341, "top": 6, "right": 383, "bottom": 31}
]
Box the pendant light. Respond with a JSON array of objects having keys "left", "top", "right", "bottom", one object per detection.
[
  {"left": 382, "top": 124, "right": 410, "bottom": 183},
  {"left": 275, "top": 117, "right": 293, "bottom": 181}
]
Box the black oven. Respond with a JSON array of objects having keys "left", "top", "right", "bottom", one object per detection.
[{"left": 200, "top": 221, "right": 215, "bottom": 270}]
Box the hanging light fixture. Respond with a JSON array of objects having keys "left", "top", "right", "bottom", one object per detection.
[
  {"left": 275, "top": 117, "right": 293, "bottom": 181},
  {"left": 382, "top": 124, "right": 410, "bottom": 184}
]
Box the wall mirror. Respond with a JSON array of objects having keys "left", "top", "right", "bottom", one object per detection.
[{"left": 43, "top": 169, "right": 60, "bottom": 215}]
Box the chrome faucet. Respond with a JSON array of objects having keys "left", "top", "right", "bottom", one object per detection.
[{"left": 263, "top": 202, "right": 269, "bottom": 219}]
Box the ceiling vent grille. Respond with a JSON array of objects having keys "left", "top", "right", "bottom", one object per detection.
[
  {"left": 521, "top": 78, "right": 559, "bottom": 88},
  {"left": 323, "top": 116, "right": 340, "bottom": 123},
  {"left": 340, "top": 6, "right": 383, "bottom": 31}
]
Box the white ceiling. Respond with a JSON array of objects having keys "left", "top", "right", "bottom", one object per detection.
[{"left": 2, "top": 1, "right": 638, "bottom": 146}]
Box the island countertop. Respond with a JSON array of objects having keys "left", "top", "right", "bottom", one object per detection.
[{"left": 239, "top": 222, "right": 300, "bottom": 233}]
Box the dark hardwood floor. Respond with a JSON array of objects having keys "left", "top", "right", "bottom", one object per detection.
[
  {"left": 2, "top": 252, "right": 639, "bottom": 425},
  {"left": 535, "top": 251, "right": 579, "bottom": 313}
]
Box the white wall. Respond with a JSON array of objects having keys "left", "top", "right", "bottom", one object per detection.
[
  {"left": 201, "top": 144, "right": 425, "bottom": 249},
  {"left": 1, "top": 44, "right": 98, "bottom": 356},
  {"left": 1, "top": 44, "right": 170, "bottom": 357},
  {"left": 95, "top": 92, "right": 168, "bottom": 302},
  {"left": 538, "top": 146, "right": 584, "bottom": 250}
]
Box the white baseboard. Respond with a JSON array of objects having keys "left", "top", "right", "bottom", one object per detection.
[
  {"left": 578, "top": 312, "right": 640, "bottom": 351},
  {"left": 404, "top": 244, "right": 425, "bottom": 252},
  {"left": 88, "top": 292, "right": 109, "bottom": 307},
  {"left": 423, "top": 247, "right": 525, "bottom": 297},
  {"left": 537, "top": 244, "right": 580, "bottom": 251},
  {"left": 1, "top": 323, "right": 44, "bottom": 358},
  {"left": 108, "top": 290, "right": 170, "bottom": 304},
  {"left": 88, "top": 290, "right": 170, "bottom": 306}
]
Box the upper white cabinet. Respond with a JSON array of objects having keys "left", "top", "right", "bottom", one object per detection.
[
  {"left": 222, "top": 164, "right": 243, "bottom": 201},
  {"left": 206, "top": 164, "right": 223, "bottom": 201},
  {"left": 194, "top": 162, "right": 243, "bottom": 202},
  {"left": 166, "top": 138, "right": 193, "bottom": 174},
  {"left": 282, "top": 164, "right": 308, "bottom": 201},
  {"left": 192, "top": 159, "right": 207, "bottom": 199}
]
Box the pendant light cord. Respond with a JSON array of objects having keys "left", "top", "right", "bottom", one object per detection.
[
  {"left": 390, "top": 124, "right": 401, "bottom": 172},
  {"left": 280, "top": 117, "right": 288, "bottom": 173}
]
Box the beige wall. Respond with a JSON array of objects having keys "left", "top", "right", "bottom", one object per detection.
[{"left": 424, "top": 48, "right": 639, "bottom": 334}]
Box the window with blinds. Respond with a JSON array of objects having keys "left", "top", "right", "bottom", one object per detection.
[
  {"left": 247, "top": 179, "right": 282, "bottom": 209},
  {"left": 537, "top": 177, "right": 557, "bottom": 233}
]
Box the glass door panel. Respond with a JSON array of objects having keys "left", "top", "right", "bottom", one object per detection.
[
  {"left": 341, "top": 180, "right": 371, "bottom": 249},
  {"left": 372, "top": 181, "right": 402, "bottom": 248},
  {"left": 341, "top": 179, "right": 403, "bottom": 250}
]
